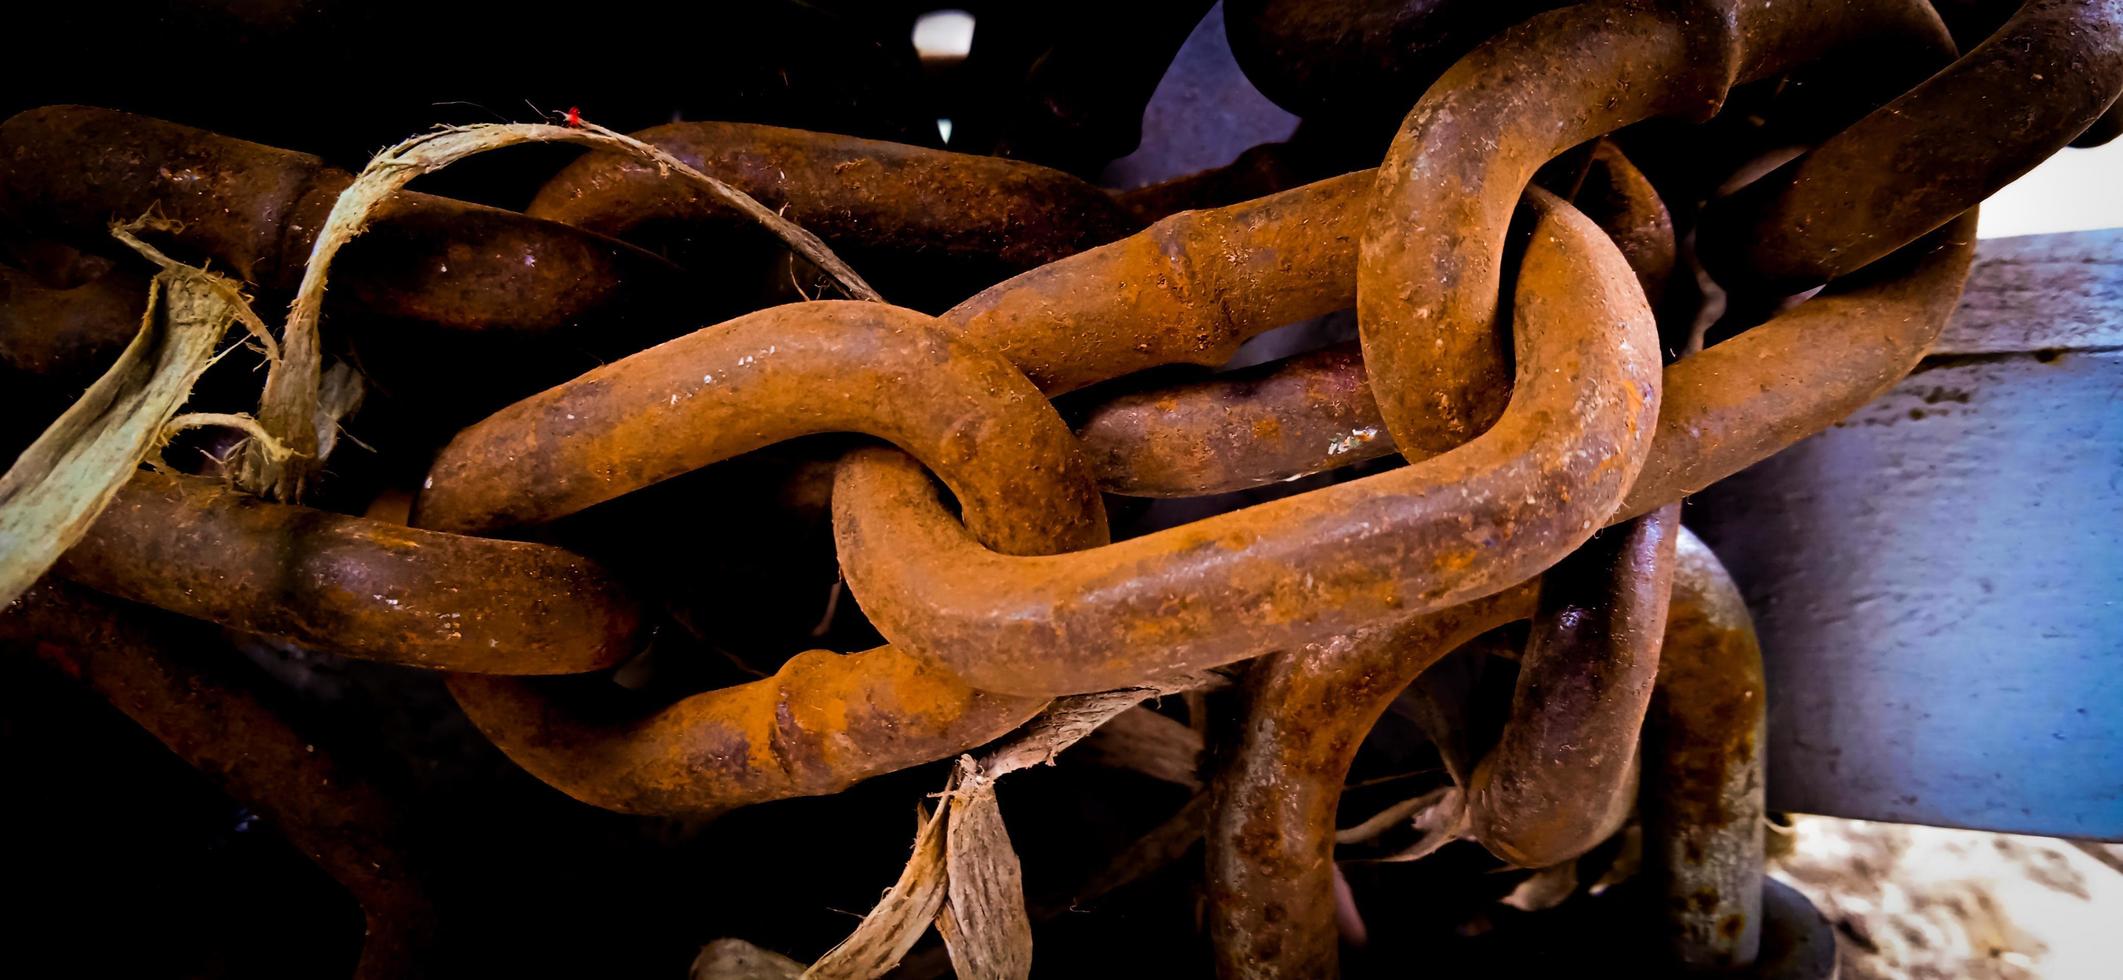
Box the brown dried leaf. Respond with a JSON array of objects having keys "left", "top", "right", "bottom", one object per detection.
[{"left": 937, "top": 765, "right": 1032, "bottom": 980}]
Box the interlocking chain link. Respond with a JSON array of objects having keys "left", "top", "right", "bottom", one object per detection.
[{"left": 3, "top": 0, "right": 2119, "bottom": 975}]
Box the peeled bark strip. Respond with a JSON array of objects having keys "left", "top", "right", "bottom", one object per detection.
[
  {"left": 801, "top": 803, "right": 949, "bottom": 979},
  {"left": 802, "top": 676, "right": 1217, "bottom": 977},
  {"left": 1075, "top": 706, "right": 1207, "bottom": 790},
  {"left": 939, "top": 767, "right": 1034, "bottom": 980},
  {"left": 0, "top": 222, "right": 263, "bottom": 606},
  {"left": 691, "top": 940, "right": 805, "bottom": 980}
]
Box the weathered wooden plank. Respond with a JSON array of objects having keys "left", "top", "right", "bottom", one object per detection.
[
  {"left": 1936, "top": 228, "right": 2123, "bottom": 353},
  {"left": 1696, "top": 229, "right": 2123, "bottom": 840}
]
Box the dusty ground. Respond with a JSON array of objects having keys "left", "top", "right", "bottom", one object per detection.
[{"left": 1773, "top": 817, "right": 2123, "bottom": 979}]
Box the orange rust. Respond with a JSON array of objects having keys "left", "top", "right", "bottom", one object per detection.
[
  {"left": 415, "top": 301, "right": 1106, "bottom": 552},
  {"left": 936, "top": 170, "right": 1373, "bottom": 394},
  {"left": 1700, "top": 0, "right": 2123, "bottom": 292},
  {"left": 0, "top": 106, "right": 691, "bottom": 338},
  {"left": 412, "top": 300, "right": 1105, "bottom": 813},
  {"left": 1061, "top": 203, "right": 1972, "bottom": 503},
  {"left": 1074, "top": 143, "right": 1675, "bottom": 497},
  {"left": 1356, "top": 0, "right": 1953, "bottom": 455},
  {"left": 1205, "top": 526, "right": 1765, "bottom": 978},
  {"left": 443, "top": 644, "right": 1033, "bottom": 815},
  {"left": 0, "top": 5, "right": 2084, "bottom": 967},
  {"left": 832, "top": 190, "right": 1661, "bottom": 697},
  {"left": 1, "top": 582, "right": 434, "bottom": 977},
  {"left": 527, "top": 120, "right": 1139, "bottom": 308},
  {"left": 1467, "top": 505, "right": 1678, "bottom": 869},
  {"left": 56, "top": 469, "right": 643, "bottom": 674}
]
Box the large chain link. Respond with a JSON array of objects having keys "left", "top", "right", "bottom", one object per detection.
[{"left": 3, "top": 0, "right": 2118, "bottom": 975}]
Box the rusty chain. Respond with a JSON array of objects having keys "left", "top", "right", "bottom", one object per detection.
[{"left": 3, "top": 0, "right": 2120, "bottom": 975}]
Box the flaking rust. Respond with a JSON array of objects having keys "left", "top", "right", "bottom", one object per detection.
[
  {"left": 0, "top": 582, "right": 434, "bottom": 978},
  {"left": 55, "top": 468, "right": 643, "bottom": 674},
  {"left": 1206, "top": 526, "right": 1772, "bottom": 978},
  {"left": 1, "top": 0, "right": 2115, "bottom": 972},
  {"left": 414, "top": 301, "right": 1103, "bottom": 814},
  {"left": 0, "top": 105, "right": 693, "bottom": 338}
]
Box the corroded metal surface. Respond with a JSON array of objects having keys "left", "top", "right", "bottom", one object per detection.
[
  {"left": 526, "top": 120, "right": 1139, "bottom": 300},
  {"left": 1206, "top": 589, "right": 1534, "bottom": 978},
  {"left": 1355, "top": 0, "right": 1953, "bottom": 455},
  {"left": 416, "top": 300, "right": 1106, "bottom": 546},
  {"left": 1647, "top": 529, "right": 1770, "bottom": 970},
  {"left": 1204, "top": 527, "right": 1763, "bottom": 978},
  {"left": 0, "top": 105, "right": 688, "bottom": 334},
  {"left": 2, "top": 0, "right": 2111, "bottom": 970},
  {"left": 1075, "top": 141, "right": 1674, "bottom": 496},
  {"left": 826, "top": 210, "right": 1975, "bottom": 699},
  {"left": 0, "top": 258, "right": 146, "bottom": 385},
  {"left": 940, "top": 170, "right": 1371, "bottom": 394},
  {"left": 55, "top": 469, "right": 643, "bottom": 674},
  {"left": 443, "top": 643, "right": 1041, "bottom": 815},
  {"left": 1467, "top": 505, "right": 1677, "bottom": 869},
  {"left": 1700, "top": 0, "right": 2123, "bottom": 291},
  {"left": 1065, "top": 213, "right": 1974, "bottom": 499},
  {"left": 0, "top": 582, "right": 433, "bottom": 978},
  {"left": 833, "top": 191, "right": 1659, "bottom": 697},
  {"left": 414, "top": 301, "right": 1102, "bottom": 814}
]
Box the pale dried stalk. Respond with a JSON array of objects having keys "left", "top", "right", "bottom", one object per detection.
[
  {"left": 692, "top": 939, "right": 805, "bottom": 980},
  {"left": 241, "top": 118, "right": 879, "bottom": 500},
  {"left": 1073, "top": 705, "right": 1205, "bottom": 790},
  {"left": 1500, "top": 862, "right": 1580, "bottom": 911},
  {"left": 0, "top": 219, "right": 266, "bottom": 606},
  {"left": 802, "top": 803, "right": 949, "bottom": 979},
  {"left": 930, "top": 675, "right": 1218, "bottom": 978},
  {"left": 898, "top": 792, "right": 1216, "bottom": 980},
  {"left": 938, "top": 771, "right": 1032, "bottom": 980},
  {"left": 1335, "top": 785, "right": 1458, "bottom": 845},
  {"left": 310, "top": 361, "right": 366, "bottom": 459},
  {"left": 974, "top": 673, "right": 1220, "bottom": 781},
  {"left": 161, "top": 412, "right": 297, "bottom": 463},
  {"left": 1357, "top": 787, "right": 1472, "bottom": 864},
  {"left": 795, "top": 673, "right": 1221, "bottom": 980}
]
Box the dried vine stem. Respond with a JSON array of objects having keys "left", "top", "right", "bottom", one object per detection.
[
  {"left": 159, "top": 413, "right": 295, "bottom": 463},
  {"left": 241, "top": 117, "right": 880, "bottom": 500}
]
